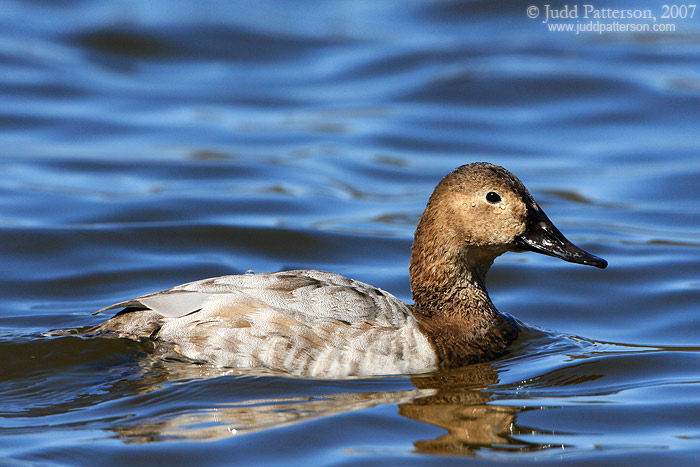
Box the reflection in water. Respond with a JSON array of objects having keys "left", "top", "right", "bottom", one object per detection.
[
  {"left": 404, "top": 365, "right": 558, "bottom": 456},
  {"left": 112, "top": 359, "right": 549, "bottom": 456},
  {"left": 404, "top": 365, "right": 518, "bottom": 456},
  {"left": 117, "top": 386, "right": 435, "bottom": 443}
]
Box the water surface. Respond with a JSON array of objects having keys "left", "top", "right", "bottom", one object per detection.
[{"left": 1, "top": 0, "right": 700, "bottom": 465}]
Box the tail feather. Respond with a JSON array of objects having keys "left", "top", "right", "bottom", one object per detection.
[{"left": 47, "top": 307, "right": 164, "bottom": 341}]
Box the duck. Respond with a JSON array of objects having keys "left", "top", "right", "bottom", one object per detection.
[{"left": 81, "top": 163, "right": 607, "bottom": 378}]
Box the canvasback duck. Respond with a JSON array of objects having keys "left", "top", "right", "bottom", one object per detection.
[{"left": 83, "top": 163, "right": 606, "bottom": 377}]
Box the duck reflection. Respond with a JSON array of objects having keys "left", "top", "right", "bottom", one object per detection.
[
  {"left": 402, "top": 364, "right": 521, "bottom": 455},
  {"left": 113, "top": 359, "right": 543, "bottom": 455}
]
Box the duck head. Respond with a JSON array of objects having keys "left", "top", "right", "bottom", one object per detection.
[{"left": 410, "top": 163, "right": 606, "bottom": 292}]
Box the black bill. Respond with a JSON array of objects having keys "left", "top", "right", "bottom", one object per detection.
[{"left": 515, "top": 203, "right": 607, "bottom": 269}]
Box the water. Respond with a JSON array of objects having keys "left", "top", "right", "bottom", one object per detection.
[{"left": 1, "top": 0, "right": 699, "bottom": 464}]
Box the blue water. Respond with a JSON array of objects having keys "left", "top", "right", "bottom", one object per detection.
[{"left": 1, "top": 0, "right": 700, "bottom": 464}]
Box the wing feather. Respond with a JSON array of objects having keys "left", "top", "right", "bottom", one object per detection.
[{"left": 94, "top": 270, "right": 411, "bottom": 327}]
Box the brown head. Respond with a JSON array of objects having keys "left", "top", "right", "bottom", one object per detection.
[{"left": 409, "top": 163, "right": 606, "bottom": 310}]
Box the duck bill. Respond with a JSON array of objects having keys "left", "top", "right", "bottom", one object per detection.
[{"left": 515, "top": 203, "right": 607, "bottom": 269}]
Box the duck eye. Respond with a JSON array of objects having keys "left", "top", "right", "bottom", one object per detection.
[{"left": 486, "top": 191, "right": 501, "bottom": 203}]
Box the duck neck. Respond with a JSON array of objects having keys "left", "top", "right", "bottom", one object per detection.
[
  {"left": 409, "top": 242, "right": 498, "bottom": 319},
  {"left": 409, "top": 234, "right": 518, "bottom": 367}
]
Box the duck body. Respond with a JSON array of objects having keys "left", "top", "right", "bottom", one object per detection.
[
  {"left": 91, "top": 270, "right": 438, "bottom": 377},
  {"left": 82, "top": 163, "right": 607, "bottom": 378}
]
